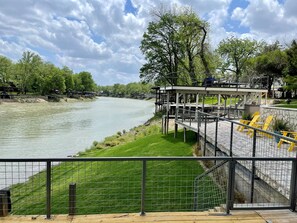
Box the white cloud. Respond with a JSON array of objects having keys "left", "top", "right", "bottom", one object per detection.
[
  {"left": 0, "top": 0, "right": 296, "bottom": 85},
  {"left": 230, "top": 0, "right": 297, "bottom": 43}
]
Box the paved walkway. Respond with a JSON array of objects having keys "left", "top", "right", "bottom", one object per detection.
[{"left": 1, "top": 210, "right": 297, "bottom": 222}]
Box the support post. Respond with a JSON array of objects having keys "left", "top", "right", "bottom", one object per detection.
[
  {"left": 229, "top": 123, "right": 234, "bottom": 157},
  {"left": 214, "top": 117, "right": 218, "bottom": 157},
  {"left": 289, "top": 158, "right": 297, "bottom": 212},
  {"left": 203, "top": 114, "right": 207, "bottom": 156},
  {"left": 250, "top": 129, "right": 257, "bottom": 203},
  {"left": 46, "top": 161, "right": 51, "bottom": 219},
  {"left": 0, "top": 194, "right": 8, "bottom": 217},
  {"left": 174, "top": 123, "right": 178, "bottom": 138},
  {"left": 226, "top": 159, "right": 235, "bottom": 215},
  {"left": 166, "top": 111, "right": 169, "bottom": 134},
  {"left": 69, "top": 183, "right": 76, "bottom": 216},
  {"left": 140, "top": 160, "right": 146, "bottom": 216},
  {"left": 183, "top": 127, "right": 186, "bottom": 143}
]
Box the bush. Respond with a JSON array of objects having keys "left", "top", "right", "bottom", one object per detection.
[
  {"left": 241, "top": 113, "right": 252, "bottom": 120},
  {"left": 272, "top": 119, "right": 291, "bottom": 132}
]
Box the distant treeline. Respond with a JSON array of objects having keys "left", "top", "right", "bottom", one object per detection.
[
  {"left": 0, "top": 51, "right": 97, "bottom": 95},
  {"left": 98, "top": 82, "right": 153, "bottom": 99}
]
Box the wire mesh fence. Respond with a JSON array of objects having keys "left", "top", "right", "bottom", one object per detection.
[
  {"left": 0, "top": 157, "right": 296, "bottom": 218},
  {"left": 177, "top": 108, "right": 297, "bottom": 158}
]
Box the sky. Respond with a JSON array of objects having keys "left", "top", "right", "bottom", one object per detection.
[{"left": 0, "top": 0, "right": 296, "bottom": 86}]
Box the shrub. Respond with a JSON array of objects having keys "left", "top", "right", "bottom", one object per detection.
[
  {"left": 272, "top": 119, "right": 291, "bottom": 132},
  {"left": 241, "top": 113, "right": 252, "bottom": 120}
]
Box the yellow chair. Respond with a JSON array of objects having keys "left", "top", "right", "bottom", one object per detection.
[
  {"left": 247, "top": 115, "right": 274, "bottom": 138},
  {"left": 277, "top": 131, "right": 297, "bottom": 152},
  {"left": 237, "top": 111, "right": 260, "bottom": 132},
  {"left": 238, "top": 114, "right": 260, "bottom": 132}
]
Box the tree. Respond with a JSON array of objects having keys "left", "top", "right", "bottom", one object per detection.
[
  {"left": 15, "top": 51, "right": 43, "bottom": 94},
  {"left": 216, "top": 37, "right": 261, "bottom": 83},
  {"left": 78, "top": 71, "right": 96, "bottom": 92},
  {"left": 61, "top": 66, "right": 74, "bottom": 92},
  {"left": 0, "top": 56, "right": 13, "bottom": 88},
  {"left": 140, "top": 7, "right": 211, "bottom": 86},
  {"left": 140, "top": 12, "right": 181, "bottom": 85},
  {"left": 251, "top": 42, "right": 287, "bottom": 96},
  {"left": 284, "top": 40, "right": 297, "bottom": 96},
  {"left": 178, "top": 11, "right": 211, "bottom": 84}
]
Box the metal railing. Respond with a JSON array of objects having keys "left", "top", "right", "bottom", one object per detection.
[
  {"left": 0, "top": 156, "right": 297, "bottom": 218},
  {"left": 176, "top": 108, "right": 297, "bottom": 158}
]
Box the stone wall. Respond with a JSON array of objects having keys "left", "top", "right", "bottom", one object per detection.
[{"left": 260, "top": 106, "right": 297, "bottom": 130}]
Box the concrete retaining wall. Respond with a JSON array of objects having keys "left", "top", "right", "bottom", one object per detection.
[{"left": 260, "top": 106, "right": 297, "bottom": 130}]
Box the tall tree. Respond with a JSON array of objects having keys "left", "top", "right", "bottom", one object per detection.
[
  {"left": 78, "top": 71, "right": 96, "bottom": 92},
  {"left": 284, "top": 40, "right": 297, "bottom": 95},
  {"left": 140, "top": 7, "right": 211, "bottom": 86},
  {"left": 251, "top": 42, "right": 287, "bottom": 96},
  {"left": 216, "top": 37, "right": 261, "bottom": 83},
  {"left": 0, "top": 56, "right": 13, "bottom": 86},
  {"left": 16, "top": 51, "right": 42, "bottom": 94},
  {"left": 140, "top": 12, "right": 180, "bottom": 85},
  {"left": 61, "top": 66, "right": 74, "bottom": 92},
  {"left": 177, "top": 10, "right": 211, "bottom": 85}
]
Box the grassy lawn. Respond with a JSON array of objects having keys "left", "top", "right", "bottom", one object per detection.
[
  {"left": 274, "top": 99, "right": 297, "bottom": 109},
  {"left": 10, "top": 121, "right": 225, "bottom": 215},
  {"left": 202, "top": 96, "right": 240, "bottom": 105}
]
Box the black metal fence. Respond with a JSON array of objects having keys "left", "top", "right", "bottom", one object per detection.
[
  {"left": 0, "top": 156, "right": 297, "bottom": 219},
  {"left": 176, "top": 108, "right": 297, "bottom": 158}
]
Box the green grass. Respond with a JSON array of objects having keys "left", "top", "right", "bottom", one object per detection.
[
  {"left": 10, "top": 121, "right": 225, "bottom": 215},
  {"left": 274, "top": 99, "right": 297, "bottom": 109},
  {"left": 201, "top": 96, "right": 240, "bottom": 106}
]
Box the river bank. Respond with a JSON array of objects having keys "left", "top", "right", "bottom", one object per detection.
[{"left": 0, "top": 95, "right": 96, "bottom": 104}]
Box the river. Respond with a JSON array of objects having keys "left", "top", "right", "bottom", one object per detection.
[{"left": 0, "top": 97, "right": 154, "bottom": 158}]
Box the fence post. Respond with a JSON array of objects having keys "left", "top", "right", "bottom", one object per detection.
[
  {"left": 215, "top": 117, "right": 218, "bottom": 157},
  {"left": 69, "top": 183, "right": 76, "bottom": 216},
  {"left": 166, "top": 111, "right": 169, "bottom": 134},
  {"left": 250, "top": 129, "right": 257, "bottom": 203},
  {"left": 229, "top": 123, "right": 234, "bottom": 157},
  {"left": 203, "top": 114, "right": 207, "bottom": 156},
  {"left": 140, "top": 160, "right": 146, "bottom": 216},
  {"left": 46, "top": 161, "right": 51, "bottom": 219},
  {"left": 226, "top": 159, "right": 235, "bottom": 215},
  {"left": 289, "top": 158, "right": 297, "bottom": 212},
  {"left": 0, "top": 194, "right": 8, "bottom": 217}
]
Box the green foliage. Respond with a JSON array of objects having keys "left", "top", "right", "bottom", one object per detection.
[
  {"left": 272, "top": 119, "right": 291, "bottom": 132},
  {"left": 0, "top": 51, "right": 97, "bottom": 95},
  {"left": 140, "top": 7, "right": 213, "bottom": 86},
  {"left": 99, "top": 82, "right": 153, "bottom": 98},
  {"left": 250, "top": 42, "right": 287, "bottom": 94},
  {"left": 241, "top": 113, "right": 252, "bottom": 120},
  {"left": 0, "top": 55, "right": 13, "bottom": 85},
  {"left": 216, "top": 36, "right": 262, "bottom": 83},
  {"left": 284, "top": 40, "right": 297, "bottom": 92}
]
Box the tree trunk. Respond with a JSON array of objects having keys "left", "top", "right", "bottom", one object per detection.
[{"left": 200, "top": 26, "right": 211, "bottom": 78}]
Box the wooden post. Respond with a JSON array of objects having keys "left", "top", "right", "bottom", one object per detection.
[
  {"left": 174, "top": 123, "right": 178, "bottom": 138},
  {"left": 183, "top": 127, "right": 186, "bottom": 143},
  {"left": 0, "top": 194, "right": 8, "bottom": 217}
]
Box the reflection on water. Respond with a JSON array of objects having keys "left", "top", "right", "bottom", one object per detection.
[{"left": 0, "top": 97, "right": 154, "bottom": 158}]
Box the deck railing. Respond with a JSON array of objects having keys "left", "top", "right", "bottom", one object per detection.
[
  {"left": 0, "top": 156, "right": 297, "bottom": 219},
  {"left": 176, "top": 108, "right": 297, "bottom": 158}
]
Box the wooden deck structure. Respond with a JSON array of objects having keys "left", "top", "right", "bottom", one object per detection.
[
  {"left": 155, "top": 85, "right": 268, "bottom": 114},
  {"left": 2, "top": 210, "right": 297, "bottom": 222}
]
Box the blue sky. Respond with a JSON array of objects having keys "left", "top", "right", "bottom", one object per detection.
[{"left": 0, "top": 0, "right": 296, "bottom": 85}]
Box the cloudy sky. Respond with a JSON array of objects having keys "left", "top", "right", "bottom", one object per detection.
[{"left": 0, "top": 0, "right": 296, "bottom": 85}]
